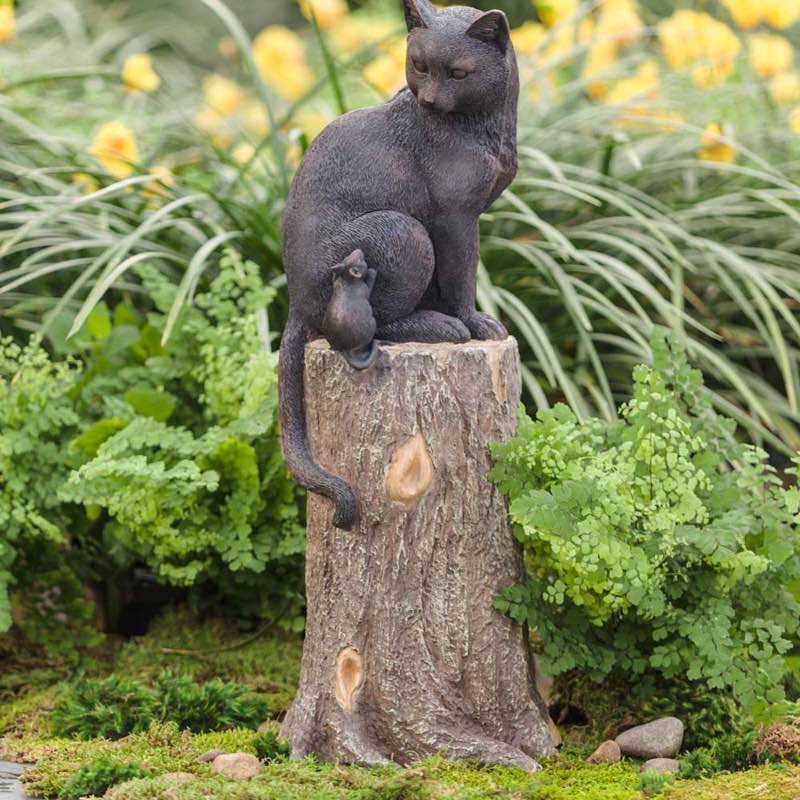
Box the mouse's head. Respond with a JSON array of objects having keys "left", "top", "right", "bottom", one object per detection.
[
  {"left": 332, "top": 249, "right": 368, "bottom": 281},
  {"left": 402, "top": 0, "right": 513, "bottom": 116}
]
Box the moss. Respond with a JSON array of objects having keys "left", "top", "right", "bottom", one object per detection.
[
  {"left": 0, "top": 682, "right": 60, "bottom": 740},
  {"left": 16, "top": 723, "right": 206, "bottom": 798},
  {"left": 665, "top": 765, "right": 800, "bottom": 800}
]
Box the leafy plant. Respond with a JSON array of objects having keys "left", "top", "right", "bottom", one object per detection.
[
  {"left": 51, "top": 672, "right": 267, "bottom": 740},
  {"left": 253, "top": 729, "right": 291, "bottom": 763},
  {"left": 58, "top": 757, "right": 151, "bottom": 800},
  {"left": 59, "top": 254, "right": 305, "bottom": 610},
  {"left": 491, "top": 329, "right": 800, "bottom": 714},
  {"left": 679, "top": 732, "right": 757, "bottom": 779},
  {"left": 152, "top": 672, "right": 267, "bottom": 733},
  {"left": 51, "top": 676, "right": 155, "bottom": 740},
  {"left": 0, "top": 336, "right": 101, "bottom": 657},
  {"left": 1, "top": 251, "right": 304, "bottom": 657},
  {"left": 638, "top": 770, "right": 674, "bottom": 797}
]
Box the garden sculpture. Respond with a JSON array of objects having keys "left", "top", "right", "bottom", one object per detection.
[
  {"left": 279, "top": 0, "right": 518, "bottom": 530},
  {"left": 279, "top": 0, "right": 556, "bottom": 772}
]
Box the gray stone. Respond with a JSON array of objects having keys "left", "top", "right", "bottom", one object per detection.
[
  {"left": 587, "top": 740, "right": 622, "bottom": 764},
  {"left": 0, "top": 761, "right": 40, "bottom": 800},
  {"left": 615, "top": 717, "right": 684, "bottom": 759},
  {"left": 211, "top": 753, "right": 262, "bottom": 780},
  {"left": 641, "top": 758, "right": 680, "bottom": 773},
  {"left": 197, "top": 749, "right": 225, "bottom": 763}
]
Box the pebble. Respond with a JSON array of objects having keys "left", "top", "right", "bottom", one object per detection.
[
  {"left": 197, "top": 749, "right": 225, "bottom": 763},
  {"left": 615, "top": 717, "right": 684, "bottom": 759},
  {"left": 587, "top": 740, "right": 621, "bottom": 764},
  {"left": 211, "top": 753, "right": 263, "bottom": 780}
]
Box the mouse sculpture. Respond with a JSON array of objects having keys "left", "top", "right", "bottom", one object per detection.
[{"left": 279, "top": 0, "right": 518, "bottom": 529}]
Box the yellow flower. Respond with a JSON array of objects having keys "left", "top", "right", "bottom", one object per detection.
[
  {"left": 88, "top": 121, "right": 140, "bottom": 179},
  {"left": 659, "top": 11, "right": 740, "bottom": 89},
  {"left": 769, "top": 70, "right": 800, "bottom": 104},
  {"left": 749, "top": 34, "right": 794, "bottom": 79},
  {"left": 232, "top": 142, "right": 256, "bottom": 165},
  {"left": 605, "top": 60, "right": 659, "bottom": 105},
  {"left": 363, "top": 38, "right": 406, "bottom": 96},
  {"left": 202, "top": 74, "right": 244, "bottom": 115},
  {"left": 542, "top": 18, "right": 594, "bottom": 63},
  {"left": 790, "top": 106, "right": 800, "bottom": 134},
  {"left": 253, "top": 26, "right": 314, "bottom": 100},
  {"left": 698, "top": 123, "right": 735, "bottom": 163},
  {"left": 122, "top": 53, "right": 160, "bottom": 93},
  {"left": 144, "top": 164, "right": 173, "bottom": 196},
  {"left": 511, "top": 22, "right": 547, "bottom": 58},
  {"left": 720, "top": 0, "right": 763, "bottom": 29},
  {"left": 299, "top": 0, "right": 348, "bottom": 31},
  {"left": 0, "top": 3, "right": 15, "bottom": 43},
  {"left": 329, "top": 16, "right": 396, "bottom": 54},
  {"left": 596, "top": 0, "right": 644, "bottom": 47},
  {"left": 72, "top": 173, "right": 99, "bottom": 194},
  {"left": 763, "top": 0, "right": 800, "bottom": 30},
  {"left": 581, "top": 40, "right": 619, "bottom": 101},
  {"left": 535, "top": 0, "right": 578, "bottom": 28}
]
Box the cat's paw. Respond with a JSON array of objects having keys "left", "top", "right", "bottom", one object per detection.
[{"left": 463, "top": 312, "right": 507, "bottom": 341}]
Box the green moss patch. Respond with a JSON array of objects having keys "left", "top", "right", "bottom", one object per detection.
[{"left": 665, "top": 765, "right": 800, "bottom": 800}]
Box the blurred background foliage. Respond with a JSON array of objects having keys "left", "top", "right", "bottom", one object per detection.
[{"left": 2, "top": 0, "right": 800, "bottom": 657}]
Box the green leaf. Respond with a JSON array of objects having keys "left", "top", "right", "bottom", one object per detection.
[{"left": 124, "top": 388, "right": 177, "bottom": 422}]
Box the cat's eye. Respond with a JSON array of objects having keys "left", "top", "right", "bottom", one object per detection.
[
  {"left": 412, "top": 58, "right": 428, "bottom": 73},
  {"left": 450, "top": 68, "right": 469, "bottom": 80}
]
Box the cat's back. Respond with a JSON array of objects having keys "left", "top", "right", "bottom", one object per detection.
[{"left": 285, "top": 91, "right": 426, "bottom": 220}]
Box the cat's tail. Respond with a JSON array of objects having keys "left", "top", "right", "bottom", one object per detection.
[{"left": 278, "top": 313, "right": 359, "bottom": 530}]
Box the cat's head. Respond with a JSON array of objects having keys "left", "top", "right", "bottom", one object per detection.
[{"left": 402, "top": 0, "right": 513, "bottom": 115}]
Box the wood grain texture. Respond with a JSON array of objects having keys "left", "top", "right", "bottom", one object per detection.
[{"left": 280, "top": 337, "right": 556, "bottom": 770}]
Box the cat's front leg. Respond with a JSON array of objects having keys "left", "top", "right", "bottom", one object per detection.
[{"left": 429, "top": 214, "right": 507, "bottom": 341}]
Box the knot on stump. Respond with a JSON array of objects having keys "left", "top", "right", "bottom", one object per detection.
[
  {"left": 386, "top": 432, "right": 433, "bottom": 506},
  {"left": 334, "top": 647, "right": 364, "bottom": 712}
]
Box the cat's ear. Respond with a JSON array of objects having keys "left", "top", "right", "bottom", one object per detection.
[
  {"left": 402, "top": 0, "right": 432, "bottom": 32},
  {"left": 466, "top": 10, "right": 510, "bottom": 50}
]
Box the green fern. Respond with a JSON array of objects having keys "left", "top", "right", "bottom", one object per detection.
[{"left": 492, "top": 328, "right": 800, "bottom": 716}]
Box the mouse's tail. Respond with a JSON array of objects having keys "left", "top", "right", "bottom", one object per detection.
[{"left": 278, "top": 313, "right": 359, "bottom": 530}]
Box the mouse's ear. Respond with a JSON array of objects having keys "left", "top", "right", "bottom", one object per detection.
[
  {"left": 344, "top": 248, "right": 365, "bottom": 266},
  {"left": 402, "top": 0, "right": 433, "bottom": 32},
  {"left": 466, "top": 10, "right": 510, "bottom": 50},
  {"left": 331, "top": 261, "right": 348, "bottom": 277}
]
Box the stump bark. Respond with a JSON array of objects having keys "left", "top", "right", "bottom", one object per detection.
[{"left": 280, "top": 337, "right": 556, "bottom": 770}]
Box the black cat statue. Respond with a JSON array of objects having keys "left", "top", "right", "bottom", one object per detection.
[{"left": 279, "top": 0, "right": 518, "bottom": 529}]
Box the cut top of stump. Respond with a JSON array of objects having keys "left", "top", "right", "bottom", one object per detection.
[{"left": 306, "top": 336, "right": 518, "bottom": 408}]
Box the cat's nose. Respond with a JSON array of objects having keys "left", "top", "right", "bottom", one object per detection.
[{"left": 418, "top": 94, "right": 436, "bottom": 109}]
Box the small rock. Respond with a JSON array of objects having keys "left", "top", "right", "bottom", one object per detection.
[
  {"left": 587, "top": 740, "right": 621, "bottom": 764},
  {"left": 163, "top": 772, "right": 196, "bottom": 781},
  {"left": 641, "top": 758, "right": 680, "bottom": 774},
  {"left": 615, "top": 717, "right": 684, "bottom": 759},
  {"left": 197, "top": 749, "right": 225, "bottom": 763},
  {"left": 211, "top": 753, "right": 263, "bottom": 780}
]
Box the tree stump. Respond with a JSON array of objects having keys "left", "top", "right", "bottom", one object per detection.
[{"left": 280, "top": 337, "right": 556, "bottom": 771}]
